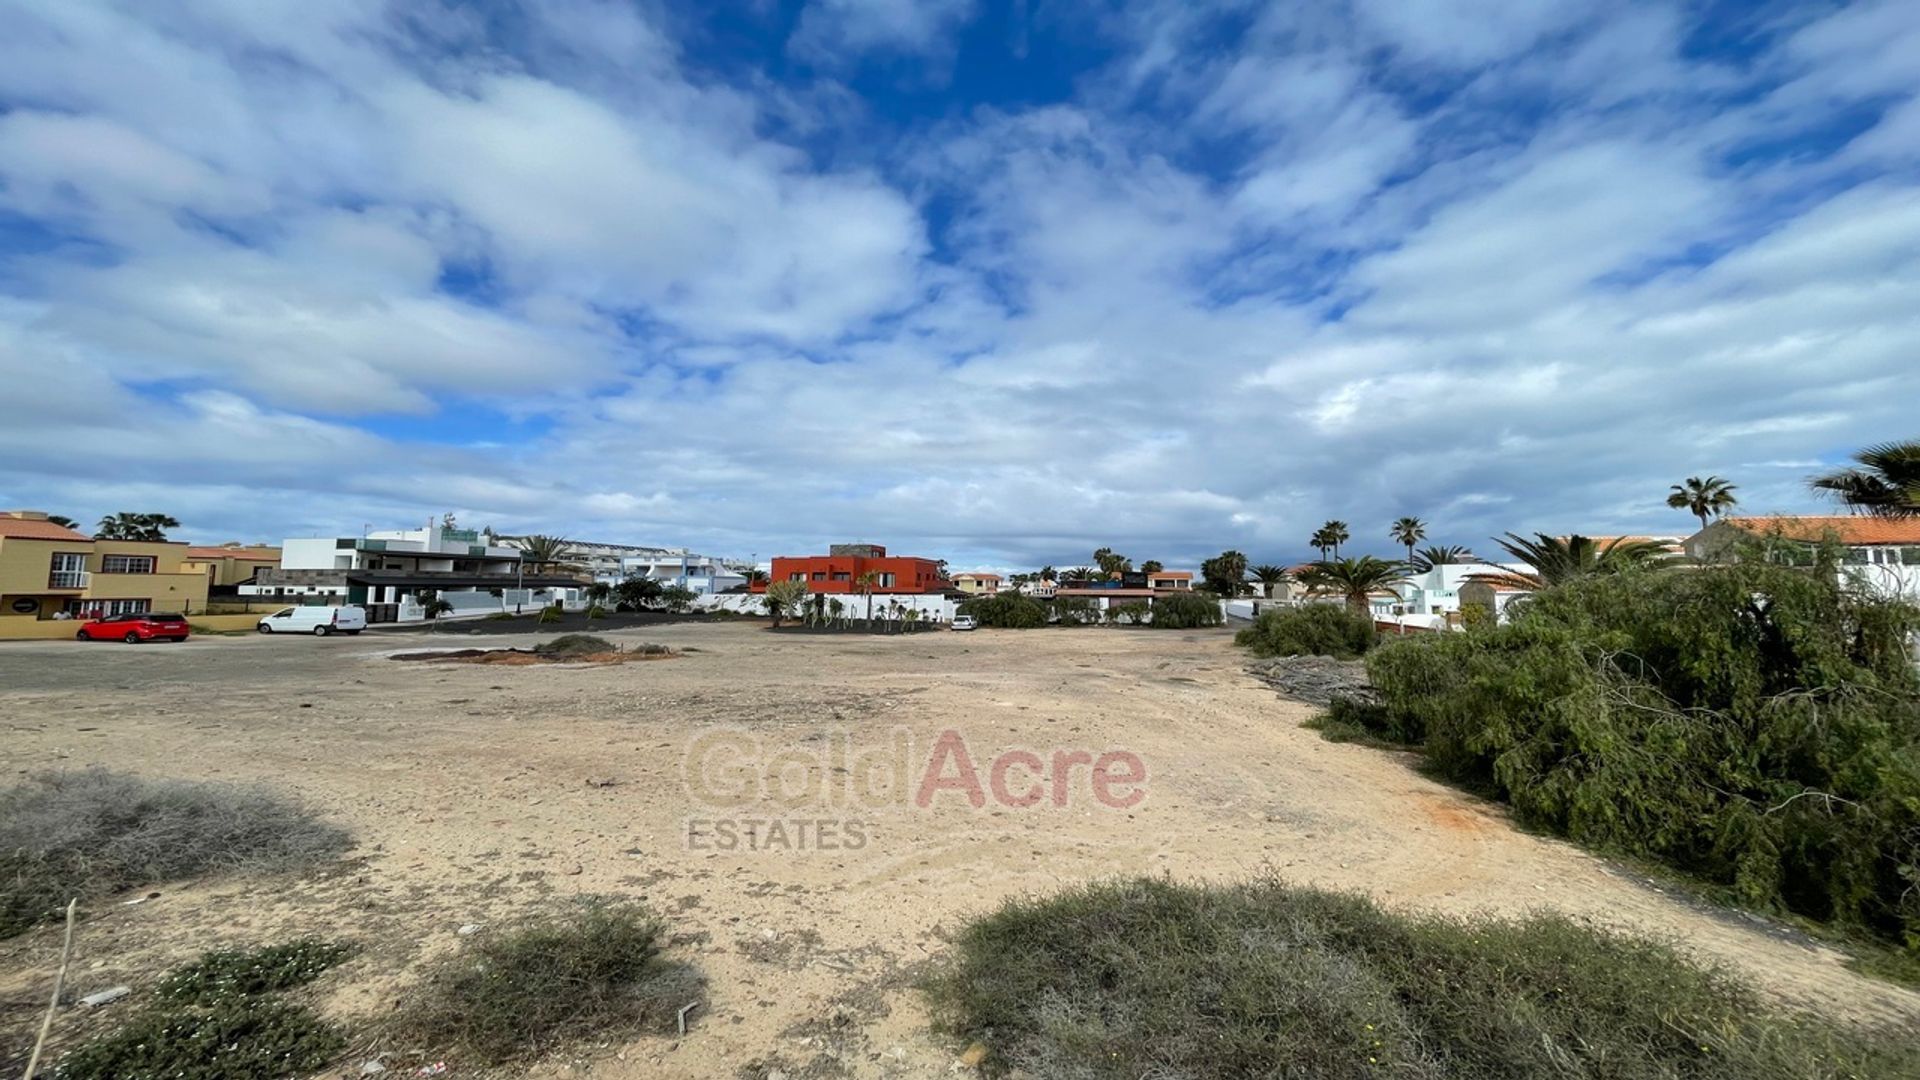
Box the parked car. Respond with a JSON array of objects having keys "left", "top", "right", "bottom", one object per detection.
[
  {"left": 76, "top": 612, "right": 190, "bottom": 643},
  {"left": 257, "top": 605, "right": 368, "bottom": 636},
  {"left": 951, "top": 614, "right": 978, "bottom": 631}
]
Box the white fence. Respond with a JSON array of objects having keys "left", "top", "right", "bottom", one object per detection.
[{"left": 693, "top": 591, "right": 960, "bottom": 621}]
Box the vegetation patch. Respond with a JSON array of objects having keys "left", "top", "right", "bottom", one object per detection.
[
  {"left": 959, "top": 594, "right": 1049, "bottom": 628},
  {"left": 393, "top": 897, "right": 704, "bottom": 1065},
  {"left": 55, "top": 997, "right": 345, "bottom": 1080},
  {"left": 533, "top": 632, "right": 618, "bottom": 657},
  {"left": 925, "top": 876, "right": 1919, "bottom": 1079},
  {"left": 1236, "top": 604, "right": 1378, "bottom": 659},
  {"left": 155, "top": 939, "right": 356, "bottom": 1005},
  {"left": 57, "top": 937, "right": 354, "bottom": 1080},
  {"left": 0, "top": 770, "right": 349, "bottom": 939},
  {"left": 1341, "top": 560, "right": 1920, "bottom": 950},
  {"left": 1141, "top": 591, "right": 1223, "bottom": 628}
]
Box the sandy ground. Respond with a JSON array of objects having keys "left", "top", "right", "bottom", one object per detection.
[{"left": 2, "top": 621, "right": 1916, "bottom": 1078}]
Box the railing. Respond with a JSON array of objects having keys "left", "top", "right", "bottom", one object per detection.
[{"left": 49, "top": 570, "right": 90, "bottom": 589}]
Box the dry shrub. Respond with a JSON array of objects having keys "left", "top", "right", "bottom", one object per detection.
[
  {"left": 927, "top": 876, "right": 1919, "bottom": 1079},
  {"left": 393, "top": 897, "right": 703, "bottom": 1065},
  {"left": 0, "top": 770, "right": 349, "bottom": 938}
]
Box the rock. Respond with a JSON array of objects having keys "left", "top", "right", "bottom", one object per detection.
[
  {"left": 78, "top": 986, "right": 131, "bottom": 1008},
  {"left": 585, "top": 776, "right": 618, "bottom": 788},
  {"left": 565, "top": 863, "right": 583, "bottom": 875},
  {"left": 958, "top": 1041, "right": 989, "bottom": 1067},
  {"left": 360, "top": 1057, "right": 388, "bottom": 1075},
  {"left": 457, "top": 923, "right": 481, "bottom": 936}
]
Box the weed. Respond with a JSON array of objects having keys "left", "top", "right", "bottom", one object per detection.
[
  {"left": 533, "top": 632, "right": 616, "bottom": 657},
  {"left": 55, "top": 998, "right": 344, "bottom": 1080}
]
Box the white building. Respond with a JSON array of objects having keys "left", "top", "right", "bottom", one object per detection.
[
  {"left": 1685, "top": 516, "right": 1920, "bottom": 600},
  {"left": 610, "top": 551, "right": 747, "bottom": 595},
  {"left": 245, "top": 522, "right": 585, "bottom": 620}
]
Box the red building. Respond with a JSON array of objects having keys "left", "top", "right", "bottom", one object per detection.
[{"left": 752, "top": 543, "right": 950, "bottom": 594}]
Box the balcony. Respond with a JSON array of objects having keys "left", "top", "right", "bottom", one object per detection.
[{"left": 49, "top": 570, "right": 90, "bottom": 590}]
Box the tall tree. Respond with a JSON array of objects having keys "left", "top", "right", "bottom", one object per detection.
[
  {"left": 1484, "top": 533, "right": 1672, "bottom": 590},
  {"left": 46, "top": 514, "right": 77, "bottom": 529},
  {"left": 1322, "top": 520, "right": 1351, "bottom": 558},
  {"left": 1390, "top": 517, "right": 1427, "bottom": 567},
  {"left": 1092, "top": 547, "right": 1131, "bottom": 575},
  {"left": 1666, "top": 475, "right": 1739, "bottom": 531},
  {"left": 1200, "top": 550, "right": 1249, "bottom": 596},
  {"left": 94, "top": 512, "right": 180, "bottom": 541},
  {"left": 1309, "top": 527, "right": 1333, "bottom": 559},
  {"left": 1037, "top": 565, "right": 1056, "bottom": 582},
  {"left": 1139, "top": 559, "right": 1164, "bottom": 574},
  {"left": 1810, "top": 440, "right": 1920, "bottom": 518},
  {"left": 1299, "top": 557, "right": 1408, "bottom": 616},
  {"left": 1249, "top": 564, "right": 1290, "bottom": 599}
]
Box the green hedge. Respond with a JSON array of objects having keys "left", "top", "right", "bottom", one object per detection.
[
  {"left": 958, "top": 593, "right": 1049, "bottom": 628},
  {"left": 1145, "top": 591, "right": 1223, "bottom": 628},
  {"left": 1235, "top": 604, "right": 1377, "bottom": 658},
  {"left": 1350, "top": 562, "right": 1920, "bottom": 949}
]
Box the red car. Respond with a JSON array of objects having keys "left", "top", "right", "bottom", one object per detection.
[{"left": 75, "top": 612, "right": 191, "bottom": 643}]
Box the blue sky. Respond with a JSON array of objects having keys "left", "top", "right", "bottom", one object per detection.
[{"left": 1, "top": 0, "right": 1916, "bottom": 571}]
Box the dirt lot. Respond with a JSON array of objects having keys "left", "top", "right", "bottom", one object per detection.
[{"left": 3, "top": 622, "right": 1916, "bottom": 1077}]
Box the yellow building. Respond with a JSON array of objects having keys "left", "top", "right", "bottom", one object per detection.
[
  {"left": 0, "top": 511, "right": 210, "bottom": 622},
  {"left": 951, "top": 571, "right": 1001, "bottom": 595},
  {"left": 182, "top": 543, "right": 282, "bottom": 588}
]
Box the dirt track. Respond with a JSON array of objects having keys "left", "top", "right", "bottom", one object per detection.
[{"left": 2, "top": 622, "right": 1916, "bottom": 1077}]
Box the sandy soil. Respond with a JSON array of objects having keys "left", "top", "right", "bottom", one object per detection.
[{"left": 2, "top": 622, "right": 1916, "bottom": 1078}]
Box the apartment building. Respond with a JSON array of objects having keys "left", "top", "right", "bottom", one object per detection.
[{"left": 0, "top": 511, "right": 209, "bottom": 622}]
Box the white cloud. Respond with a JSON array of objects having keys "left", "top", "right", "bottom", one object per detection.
[{"left": 1, "top": 0, "right": 1917, "bottom": 569}]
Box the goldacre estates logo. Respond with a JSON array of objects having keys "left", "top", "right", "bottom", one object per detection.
[{"left": 681, "top": 727, "right": 1147, "bottom": 852}]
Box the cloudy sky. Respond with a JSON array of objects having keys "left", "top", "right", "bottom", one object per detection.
[{"left": 1, "top": 0, "right": 1914, "bottom": 569}]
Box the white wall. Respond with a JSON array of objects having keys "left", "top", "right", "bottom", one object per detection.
[
  {"left": 280, "top": 537, "right": 343, "bottom": 571},
  {"left": 693, "top": 592, "right": 959, "bottom": 620}
]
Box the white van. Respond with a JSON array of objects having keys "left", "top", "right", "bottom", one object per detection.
[{"left": 257, "top": 605, "right": 368, "bottom": 636}]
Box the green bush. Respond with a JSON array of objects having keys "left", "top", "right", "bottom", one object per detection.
[
  {"left": 56, "top": 998, "right": 345, "bottom": 1080},
  {"left": 0, "top": 770, "right": 349, "bottom": 939},
  {"left": 536, "top": 605, "right": 563, "bottom": 624},
  {"left": 959, "top": 594, "right": 1049, "bottom": 628},
  {"left": 1235, "top": 604, "right": 1377, "bottom": 659},
  {"left": 1145, "top": 591, "right": 1223, "bottom": 628},
  {"left": 927, "top": 876, "right": 1915, "bottom": 1079},
  {"left": 1357, "top": 562, "right": 1920, "bottom": 949},
  {"left": 1109, "top": 600, "right": 1151, "bottom": 625},
  {"left": 156, "top": 940, "right": 355, "bottom": 1005},
  {"left": 394, "top": 897, "right": 703, "bottom": 1064},
  {"left": 1049, "top": 596, "right": 1099, "bottom": 625}
]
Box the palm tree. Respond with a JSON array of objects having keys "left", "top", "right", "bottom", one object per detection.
[
  {"left": 1390, "top": 517, "right": 1427, "bottom": 567},
  {"left": 510, "top": 534, "right": 581, "bottom": 575},
  {"left": 1298, "top": 557, "right": 1408, "bottom": 616},
  {"left": 1810, "top": 439, "right": 1920, "bottom": 518},
  {"left": 1309, "top": 527, "right": 1332, "bottom": 559},
  {"left": 1038, "top": 565, "right": 1056, "bottom": 582},
  {"left": 1667, "top": 475, "right": 1739, "bottom": 531},
  {"left": 47, "top": 515, "right": 78, "bottom": 529},
  {"left": 1482, "top": 533, "right": 1671, "bottom": 590},
  {"left": 1411, "top": 545, "right": 1475, "bottom": 572},
  {"left": 747, "top": 569, "right": 770, "bottom": 586},
  {"left": 1066, "top": 566, "right": 1100, "bottom": 583},
  {"left": 1249, "top": 564, "right": 1290, "bottom": 599},
  {"left": 855, "top": 570, "right": 882, "bottom": 623},
  {"left": 1321, "top": 520, "right": 1351, "bottom": 558},
  {"left": 1140, "top": 559, "right": 1164, "bottom": 574},
  {"left": 1092, "top": 548, "right": 1130, "bottom": 576},
  {"left": 95, "top": 512, "right": 180, "bottom": 541}
]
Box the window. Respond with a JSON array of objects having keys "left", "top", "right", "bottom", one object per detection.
[
  {"left": 101, "top": 554, "right": 157, "bottom": 574},
  {"left": 811, "top": 572, "right": 827, "bottom": 581},
  {"left": 877, "top": 572, "right": 896, "bottom": 588},
  {"left": 66, "top": 599, "right": 149, "bottom": 616},
  {"left": 49, "top": 552, "right": 88, "bottom": 589},
  {"left": 1843, "top": 548, "right": 1869, "bottom": 565},
  {"left": 788, "top": 572, "right": 805, "bottom": 581},
  {"left": 831, "top": 572, "right": 851, "bottom": 582}
]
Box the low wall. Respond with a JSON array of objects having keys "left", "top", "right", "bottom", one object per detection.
[{"left": 0, "top": 612, "right": 265, "bottom": 640}]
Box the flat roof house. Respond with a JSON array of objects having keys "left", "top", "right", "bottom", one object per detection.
[
  {"left": 0, "top": 511, "right": 210, "bottom": 626},
  {"left": 754, "top": 543, "right": 950, "bottom": 595},
  {"left": 183, "top": 543, "right": 282, "bottom": 589},
  {"left": 246, "top": 522, "right": 586, "bottom": 619}
]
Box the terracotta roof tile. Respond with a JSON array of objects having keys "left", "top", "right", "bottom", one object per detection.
[
  {"left": 0, "top": 518, "right": 91, "bottom": 542},
  {"left": 1722, "top": 516, "right": 1920, "bottom": 546}
]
